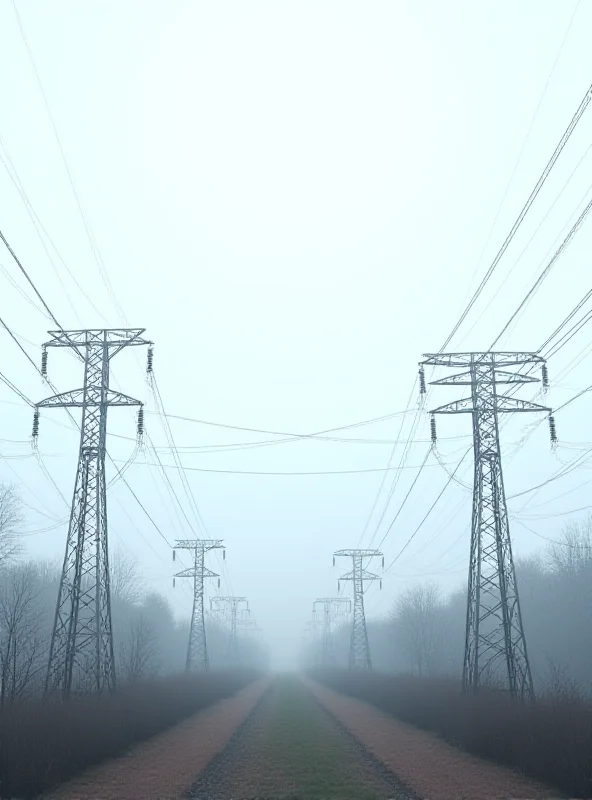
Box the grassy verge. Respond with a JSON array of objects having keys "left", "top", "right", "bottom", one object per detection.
[
  {"left": 262, "top": 676, "right": 396, "bottom": 800},
  {"left": 313, "top": 670, "right": 592, "bottom": 798},
  {"left": 0, "top": 670, "right": 257, "bottom": 799}
]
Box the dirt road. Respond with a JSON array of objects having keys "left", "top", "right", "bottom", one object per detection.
[
  {"left": 45, "top": 674, "right": 559, "bottom": 800},
  {"left": 190, "top": 675, "right": 414, "bottom": 799}
]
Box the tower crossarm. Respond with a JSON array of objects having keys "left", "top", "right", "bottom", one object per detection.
[
  {"left": 37, "top": 389, "right": 142, "bottom": 408},
  {"left": 174, "top": 539, "right": 224, "bottom": 551},
  {"left": 45, "top": 328, "right": 150, "bottom": 357},
  {"left": 431, "top": 370, "right": 540, "bottom": 386},
  {"left": 175, "top": 566, "right": 219, "bottom": 580},
  {"left": 337, "top": 568, "right": 380, "bottom": 582},
  {"left": 422, "top": 352, "right": 546, "bottom": 368},
  {"left": 431, "top": 397, "right": 550, "bottom": 415}
]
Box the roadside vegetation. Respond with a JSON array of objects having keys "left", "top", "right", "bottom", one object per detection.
[
  {"left": 306, "top": 521, "right": 592, "bottom": 798},
  {"left": 0, "top": 483, "right": 265, "bottom": 798},
  {"left": 0, "top": 670, "right": 257, "bottom": 798},
  {"left": 314, "top": 670, "right": 592, "bottom": 798}
]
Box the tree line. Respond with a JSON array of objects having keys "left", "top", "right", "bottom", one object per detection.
[
  {"left": 321, "top": 518, "right": 592, "bottom": 694},
  {"left": 0, "top": 483, "right": 266, "bottom": 704}
]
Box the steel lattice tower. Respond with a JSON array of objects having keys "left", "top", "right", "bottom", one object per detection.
[
  {"left": 37, "top": 329, "right": 150, "bottom": 697},
  {"left": 422, "top": 351, "right": 551, "bottom": 699},
  {"left": 173, "top": 539, "right": 224, "bottom": 671},
  {"left": 333, "top": 549, "right": 383, "bottom": 670},
  {"left": 211, "top": 596, "right": 248, "bottom": 667},
  {"left": 313, "top": 597, "right": 351, "bottom": 667}
]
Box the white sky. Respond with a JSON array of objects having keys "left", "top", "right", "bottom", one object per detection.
[{"left": 1, "top": 0, "right": 592, "bottom": 668}]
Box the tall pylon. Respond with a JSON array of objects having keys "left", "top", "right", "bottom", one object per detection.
[
  {"left": 36, "top": 329, "right": 150, "bottom": 697},
  {"left": 313, "top": 597, "right": 351, "bottom": 668},
  {"left": 211, "top": 596, "right": 248, "bottom": 667},
  {"left": 173, "top": 539, "right": 224, "bottom": 671},
  {"left": 422, "top": 351, "right": 552, "bottom": 699},
  {"left": 333, "top": 549, "right": 383, "bottom": 670}
]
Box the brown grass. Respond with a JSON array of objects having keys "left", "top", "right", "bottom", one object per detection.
[
  {"left": 44, "top": 678, "right": 270, "bottom": 800},
  {"left": 307, "top": 678, "right": 557, "bottom": 800},
  {"left": 0, "top": 670, "right": 258, "bottom": 799},
  {"left": 312, "top": 670, "right": 592, "bottom": 798}
]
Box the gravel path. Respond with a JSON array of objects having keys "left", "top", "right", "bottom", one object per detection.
[
  {"left": 307, "top": 679, "right": 560, "bottom": 800},
  {"left": 189, "top": 675, "right": 415, "bottom": 799},
  {"left": 43, "top": 678, "right": 270, "bottom": 800}
]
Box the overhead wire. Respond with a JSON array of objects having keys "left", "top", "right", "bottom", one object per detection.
[
  {"left": 490, "top": 191, "right": 592, "bottom": 349},
  {"left": 117, "top": 458, "right": 447, "bottom": 476},
  {"left": 440, "top": 79, "right": 592, "bottom": 351},
  {"left": 151, "top": 375, "right": 208, "bottom": 536},
  {"left": 12, "top": 0, "right": 126, "bottom": 324},
  {"left": 0, "top": 136, "right": 108, "bottom": 323},
  {"left": 0, "top": 227, "right": 67, "bottom": 334},
  {"left": 383, "top": 450, "right": 471, "bottom": 573},
  {"left": 456, "top": 0, "right": 582, "bottom": 313},
  {"left": 356, "top": 379, "right": 419, "bottom": 546}
]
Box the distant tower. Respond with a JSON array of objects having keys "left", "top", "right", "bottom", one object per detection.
[
  {"left": 333, "top": 549, "right": 383, "bottom": 670},
  {"left": 422, "top": 351, "right": 551, "bottom": 699},
  {"left": 173, "top": 539, "right": 224, "bottom": 671},
  {"left": 211, "top": 596, "right": 248, "bottom": 667},
  {"left": 313, "top": 597, "right": 351, "bottom": 668},
  {"left": 37, "top": 328, "right": 150, "bottom": 697}
]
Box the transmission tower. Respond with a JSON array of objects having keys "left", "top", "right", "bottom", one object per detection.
[
  {"left": 313, "top": 597, "right": 351, "bottom": 667},
  {"left": 333, "top": 549, "right": 383, "bottom": 670},
  {"left": 422, "top": 351, "right": 552, "bottom": 699},
  {"left": 211, "top": 596, "right": 248, "bottom": 667},
  {"left": 36, "top": 328, "right": 150, "bottom": 697},
  {"left": 173, "top": 539, "right": 224, "bottom": 671}
]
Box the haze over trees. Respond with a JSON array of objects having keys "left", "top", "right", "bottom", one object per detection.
[
  {"left": 309, "top": 517, "right": 592, "bottom": 694},
  {"left": 0, "top": 483, "right": 266, "bottom": 702}
]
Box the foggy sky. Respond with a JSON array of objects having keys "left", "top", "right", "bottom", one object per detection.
[{"left": 0, "top": 0, "right": 591, "bottom": 667}]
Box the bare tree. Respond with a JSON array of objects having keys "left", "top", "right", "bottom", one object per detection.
[
  {"left": 120, "top": 614, "right": 159, "bottom": 683},
  {"left": 547, "top": 518, "right": 592, "bottom": 575},
  {"left": 0, "top": 564, "right": 47, "bottom": 704},
  {"left": 110, "top": 548, "right": 144, "bottom": 606},
  {"left": 0, "top": 484, "right": 23, "bottom": 566},
  {"left": 392, "top": 583, "right": 443, "bottom": 677}
]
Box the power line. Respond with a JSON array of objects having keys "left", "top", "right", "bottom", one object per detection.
[
  {"left": 0, "top": 370, "right": 34, "bottom": 406},
  {"left": 0, "top": 227, "right": 66, "bottom": 332},
  {"left": 373, "top": 445, "right": 435, "bottom": 552},
  {"left": 116, "top": 459, "right": 446, "bottom": 476},
  {"left": 0, "top": 136, "right": 109, "bottom": 323},
  {"left": 458, "top": 137, "right": 592, "bottom": 350},
  {"left": 384, "top": 452, "right": 470, "bottom": 572},
  {"left": 457, "top": 0, "right": 582, "bottom": 315},
  {"left": 539, "top": 287, "right": 592, "bottom": 353},
  {"left": 357, "top": 379, "right": 418, "bottom": 547},
  {"left": 12, "top": 1, "right": 126, "bottom": 324},
  {"left": 513, "top": 517, "right": 591, "bottom": 548},
  {"left": 490, "top": 192, "right": 592, "bottom": 349},
  {"left": 151, "top": 376, "right": 209, "bottom": 536},
  {"left": 0, "top": 313, "right": 40, "bottom": 374},
  {"left": 156, "top": 408, "right": 410, "bottom": 437},
  {"left": 441, "top": 79, "right": 592, "bottom": 350}
]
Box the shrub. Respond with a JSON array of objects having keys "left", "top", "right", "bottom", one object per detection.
[
  {"left": 313, "top": 670, "right": 592, "bottom": 798},
  {"left": 0, "top": 670, "right": 257, "bottom": 798}
]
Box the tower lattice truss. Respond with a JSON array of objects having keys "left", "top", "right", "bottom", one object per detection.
[
  {"left": 423, "top": 351, "right": 551, "bottom": 699},
  {"left": 38, "top": 329, "right": 150, "bottom": 696},
  {"left": 334, "top": 549, "right": 382, "bottom": 670}
]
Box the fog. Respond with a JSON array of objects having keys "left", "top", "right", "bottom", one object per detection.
[{"left": 0, "top": 1, "right": 592, "bottom": 674}]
